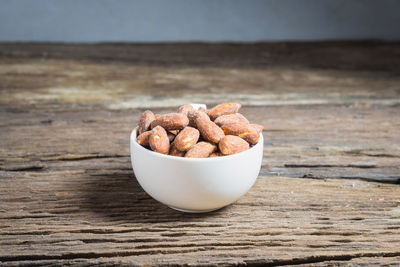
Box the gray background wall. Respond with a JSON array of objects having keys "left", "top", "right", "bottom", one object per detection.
[{"left": 1, "top": 0, "right": 399, "bottom": 42}]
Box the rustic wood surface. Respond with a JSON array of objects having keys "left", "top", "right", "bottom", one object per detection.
[{"left": 0, "top": 42, "right": 399, "bottom": 266}]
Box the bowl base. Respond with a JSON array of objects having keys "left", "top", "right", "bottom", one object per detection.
[{"left": 169, "top": 206, "right": 222, "bottom": 213}]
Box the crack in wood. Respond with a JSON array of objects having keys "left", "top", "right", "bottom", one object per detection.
[
  {"left": 244, "top": 252, "right": 400, "bottom": 266},
  {"left": 0, "top": 164, "right": 45, "bottom": 171},
  {"left": 338, "top": 176, "right": 400, "bottom": 184},
  {"left": 284, "top": 163, "right": 377, "bottom": 168},
  {"left": 1, "top": 251, "right": 399, "bottom": 265},
  {"left": 301, "top": 174, "right": 400, "bottom": 184},
  {"left": 44, "top": 154, "right": 129, "bottom": 161},
  {"left": 343, "top": 150, "right": 400, "bottom": 159},
  {"left": 0, "top": 215, "right": 56, "bottom": 220},
  {"left": 0, "top": 248, "right": 206, "bottom": 262}
]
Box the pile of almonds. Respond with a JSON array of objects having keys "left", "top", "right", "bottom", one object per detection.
[{"left": 136, "top": 103, "right": 263, "bottom": 158}]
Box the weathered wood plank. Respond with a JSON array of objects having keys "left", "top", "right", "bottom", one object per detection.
[
  {"left": 0, "top": 172, "right": 399, "bottom": 265},
  {"left": 0, "top": 42, "right": 399, "bottom": 265},
  {"left": 0, "top": 105, "right": 399, "bottom": 183},
  {"left": 2, "top": 256, "right": 400, "bottom": 267},
  {"left": 1, "top": 42, "right": 400, "bottom": 110}
]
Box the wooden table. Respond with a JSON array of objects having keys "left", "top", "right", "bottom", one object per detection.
[{"left": 0, "top": 42, "right": 399, "bottom": 266}]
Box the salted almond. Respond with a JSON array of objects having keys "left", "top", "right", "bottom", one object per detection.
[
  {"left": 209, "top": 152, "right": 223, "bottom": 158},
  {"left": 221, "top": 123, "right": 259, "bottom": 145},
  {"left": 150, "top": 113, "right": 189, "bottom": 130},
  {"left": 199, "top": 107, "right": 207, "bottom": 113},
  {"left": 214, "top": 113, "right": 249, "bottom": 126},
  {"left": 207, "top": 103, "right": 241, "bottom": 121},
  {"left": 173, "top": 127, "right": 200, "bottom": 151},
  {"left": 167, "top": 132, "right": 176, "bottom": 142},
  {"left": 136, "top": 131, "right": 151, "bottom": 147},
  {"left": 249, "top": 123, "right": 264, "bottom": 133},
  {"left": 149, "top": 126, "right": 170, "bottom": 154},
  {"left": 185, "top": 142, "right": 216, "bottom": 158},
  {"left": 169, "top": 143, "right": 185, "bottom": 157},
  {"left": 178, "top": 104, "right": 195, "bottom": 116},
  {"left": 187, "top": 110, "right": 210, "bottom": 127},
  {"left": 195, "top": 117, "right": 225, "bottom": 144},
  {"left": 219, "top": 135, "right": 249, "bottom": 155},
  {"left": 137, "top": 110, "right": 155, "bottom": 135},
  {"left": 169, "top": 130, "right": 179, "bottom": 135}
]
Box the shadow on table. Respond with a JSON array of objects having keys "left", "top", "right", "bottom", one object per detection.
[{"left": 80, "top": 170, "right": 227, "bottom": 223}]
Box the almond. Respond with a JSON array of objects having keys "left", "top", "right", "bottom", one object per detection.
[
  {"left": 195, "top": 117, "right": 225, "bottom": 144},
  {"left": 178, "top": 104, "right": 195, "bottom": 116},
  {"left": 167, "top": 132, "right": 176, "bottom": 142},
  {"left": 249, "top": 123, "right": 264, "bottom": 133},
  {"left": 187, "top": 110, "right": 210, "bottom": 127},
  {"left": 214, "top": 113, "right": 249, "bottom": 126},
  {"left": 209, "top": 152, "right": 223, "bottom": 158},
  {"left": 219, "top": 135, "right": 249, "bottom": 155},
  {"left": 173, "top": 127, "right": 200, "bottom": 151},
  {"left": 199, "top": 107, "right": 207, "bottom": 113},
  {"left": 150, "top": 113, "right": 189, "bottom": 130},
  {"left": 136, "top": 131, "right": 151, "bottom": 147},
  {"left": 185, "top": 142, "right": 216, "bottom": 158},
  {"left": 149, "top": 126, "right": 170, "bottom": 154},
  {"left": 221, "top": 123, "right": 259, "bottom": 145},
  {"left": 137, "top": 110, "right": 155, "bottom": 135},
  {"left": 169, "top": 130, "right": 179, "bottom": 135},
  {"left": 169, "top": 143, "right": 185, "bottom": 157},
  {"left": 207, "top": 103, "right": 241, "bottom": 121}
]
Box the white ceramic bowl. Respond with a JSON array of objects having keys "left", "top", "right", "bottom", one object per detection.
[{"left": 130, "top": 127, "right": 264, "bottom": 213}]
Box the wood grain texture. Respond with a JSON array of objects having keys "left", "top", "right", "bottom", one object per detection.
[{"left": 0, "top": 42, "right": 399, "bottom": 266}]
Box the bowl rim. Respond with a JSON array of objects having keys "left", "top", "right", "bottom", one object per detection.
[{"left": 131, "top": 127, "right": 264, "bottom": 162}]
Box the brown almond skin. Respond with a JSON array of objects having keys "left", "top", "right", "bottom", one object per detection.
[
  {"left": 219, "top": 135, "right": 250, "bottom": 155},
  {"left": 207, "top": 103, "right": 241, "bottom": 121},
  {"left": 185, "top": 142, "right": 216, "bottom": 158},
  {"left": 221, "top": 123, "right": 260, "bottom": 145},
  {"left": 149, "top": 126, "right": 170, "bottom": 154},
  {"left": 195, "top": 117, "right": 225, "bottom": 144},
  {"left": 187, "top": 110, "right": 210, "bottom": 127},
  {"left": 154, "top": 114, "right": 164, "bottom": 119},
  {"left": 178, "top": 104, "right": 195, "bottom": 116},
  {"left": 209, "top": 152, "right": 223, "bottom": 158},
  {"left": 136, "top": 131, "right": 151, "bottom": 147},
  {"left": 249, "top": 123, "right": 264, "bottom": 133},
  {"left": 167, "top": 132, "right": 176, "bottom": 143},
  {"left": 169, "top": 130, "right": 179, "bottom": 135},
  {"left": 137, "top": 110, "right": 155, "bottom": 135},
  {"left": 150, "top": 113, "right": 189, "bottom": 130},
  {"left": 169, "top": 143, "right": 185, "bottom": 157},
  {"left": 173, "top": 127, "right": 200, "bottom": 151},
  {"left": 214, "top": 113, "right": 249, "bottom": 126}
]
